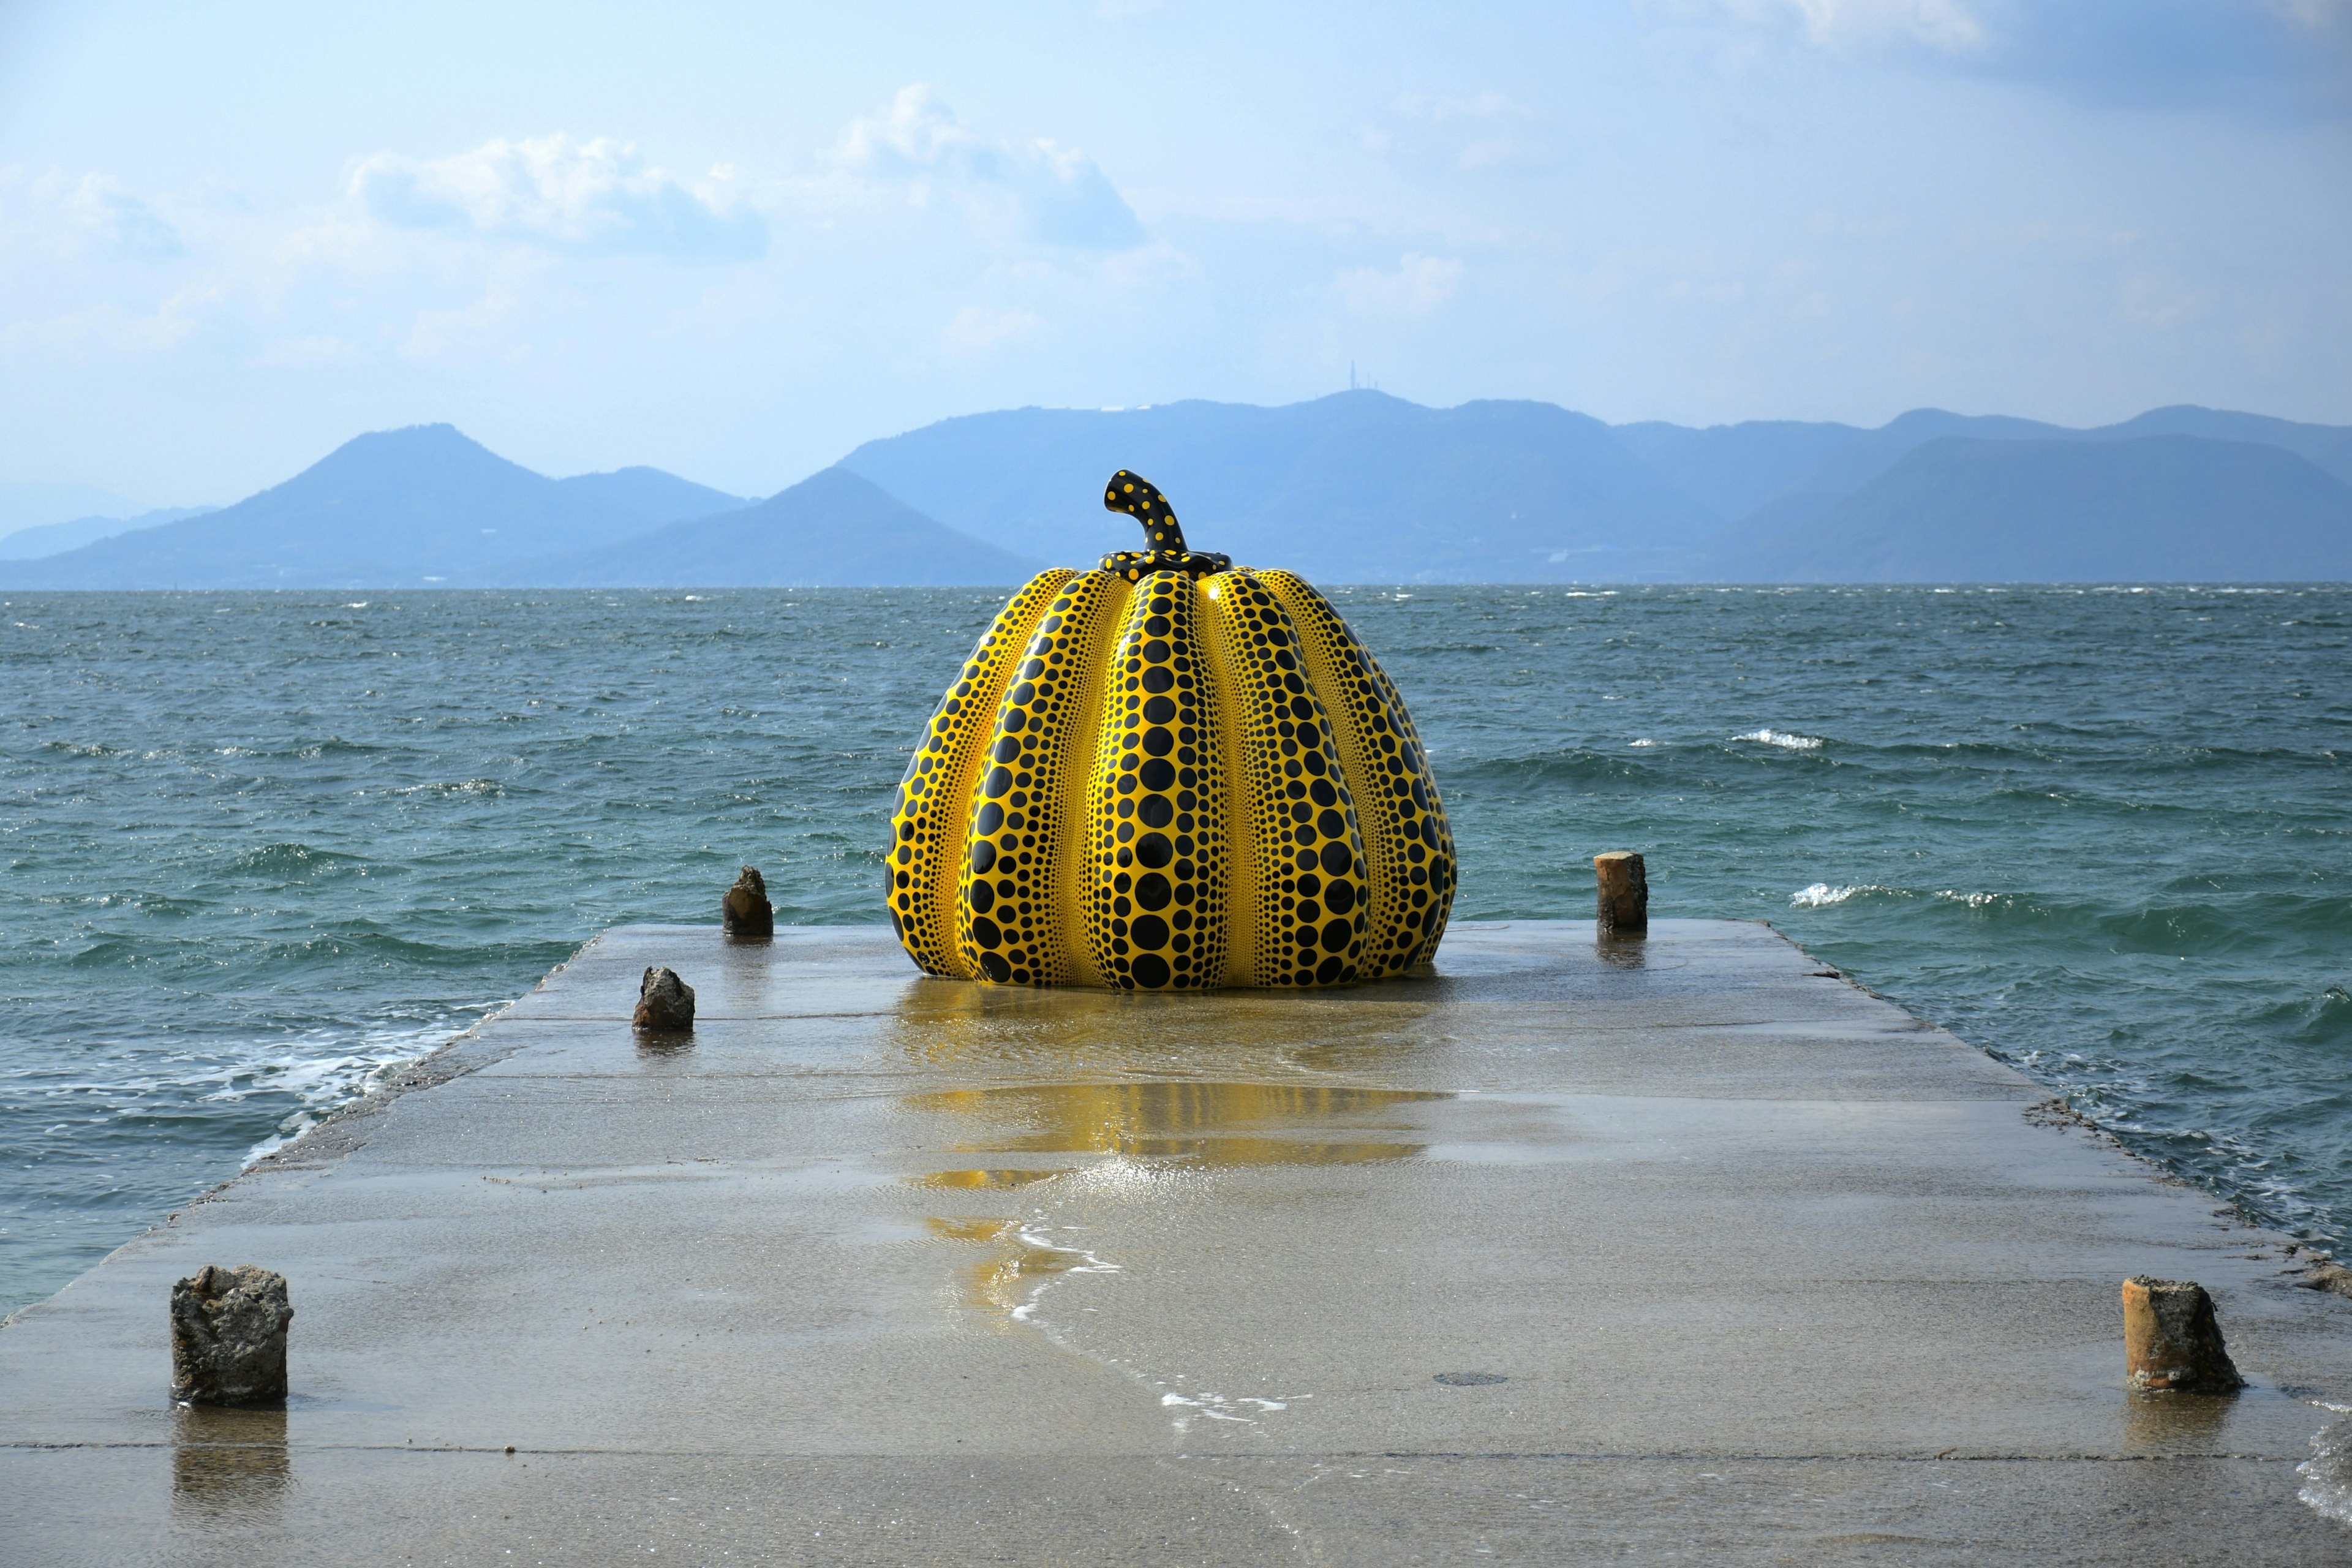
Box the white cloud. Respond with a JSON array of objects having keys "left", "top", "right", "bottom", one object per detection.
[
  {"left": 1337, "top": 254, "right": 1464, "bottom": 317},
  {"left": 0, "top": 171, "right": 186, "bottom": 262},
  {"left": 250, "top": 334, "right": 366, "bottom": 367},
  {"left": 350, "top": 135, "right": 766, "bottom": 262},
  {"left": 941, "top": 304, "right": 1042, "bottom": 354},
  {"left": 67, "top": 176, "right": 187, "bottom": 260},
  {"left": 1366, "top": 93, "right": 1552, "bottom": 173},
  {"left": 835, "top": 85, "right": 1144, "bottom": 251},
  {"left": 1664, "top": 0, "right": 1986, "bottom": 53}
]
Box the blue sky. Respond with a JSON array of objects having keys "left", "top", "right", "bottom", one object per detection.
[{"left": 2, "top": 0, "right": 2346, "bottom": 506}]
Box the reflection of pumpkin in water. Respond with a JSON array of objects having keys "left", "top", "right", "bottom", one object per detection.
[
  {"left": 888, "top": 471, "right": 1457, "bottom": 990},
  {"left": 909, "top": 1079, "right": 1444, "bottom": 1167}
]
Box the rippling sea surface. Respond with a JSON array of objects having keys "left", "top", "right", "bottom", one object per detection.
[{"left": 3, "top": 585, "right": 2347, "bottom": 1316}]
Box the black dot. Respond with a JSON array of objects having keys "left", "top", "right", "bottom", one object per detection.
[
  {"left": 970, "top": 841, "right": 996, "bottom": 873},
  {"left": 972, "top": 917, "right": 1003, "bottom": 949},
  {"left": 1136, "top": 833, "right": 1173, "bottom": 869},
  {"left": 1325, "top": 880, "right": 1356, "bottom": 914},
  {"left": 1139, "top": 758, "right": 1176, "bottom": 792},
  {"left": 1316, "top": 956, "right": 1344, "bottom": 985},
  {"left": 1317, "top": 809, "right": 1346, "bottom": 840},
  {"left": 1321, "top": 842, "right": 1353, "bottom": 876},
  {"left": 1131, "top": 953, "right": 1170, "bottom": 988},
  {"left": 970, "top": 882, "right": 995, "bottom": 913},
  {"left": 1143, "top": 695, "right": 1176, "bottom": 724},
  {"left": 979, "top": 951, "right": 1011, "bottom": 982},
  {"left": 983, "top": 767, "right": 1012, "bottom": 798},
  {"left": 1310, "top": 777, "right": 1337, "bottom": 807},
  {"left": 1322, "top": 919, "right": 1352, "bottom": 953},
  {"left": 1142, "top": 666, "right": 1175, "bottom": 694},
  {"left": 1142, "top": 727, "right": 1174, "bottom": 758},
  {"left": 1137, "top": 794, "right": 1174, "bottom": 829},
  {"left": 1132, "top": 914, "right": 1170, "bottom": 949},
  {"left": 1136, "top": 873, "right": 1172, "bottom": 910}
]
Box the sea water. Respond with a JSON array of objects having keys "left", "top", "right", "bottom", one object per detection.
[{"left": 3, "top": 585, "right": 2346, "bottom": 1317}]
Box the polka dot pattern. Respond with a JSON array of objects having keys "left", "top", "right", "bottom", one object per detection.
[
  {"left": 1082, "top": 570, "right": 1227, "bottom": 991},
  {"left": 954, "top": 571, "right": 1122, "bottom": 986},
  {"left": 1257, "top": 570, "right": 1457, "bottom": 974},
  {"left": 1101, "top": 470, "right": 1231, "bottom": 581},
  {"left": 886, "top": 569, "right": 1076, "bottom": 974},
  {"left": 885, "top": 472, "right": 1455, "bottom": 991},
  {"left": 1204, "top": 570, "right": 1373, "bottom": 987}
]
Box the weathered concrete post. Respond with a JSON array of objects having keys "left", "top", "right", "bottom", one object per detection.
[
  {"left": 1595, "top": 852, "right": 1648, "bottom": 937},
  {"left": 723, "top": 865, "right": 774, "bottom": 938},
  {"left": 170, "top": 1264, "right": 292, "bottom": 1405},
  {"left": 633, "top": 967, "right": 696, "bottom": 1032},
  {"left": 2123, "top": 1275, "right": 2243, "bottom": 1392}
]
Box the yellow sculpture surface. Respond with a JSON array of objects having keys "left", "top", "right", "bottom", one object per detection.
[{"left": 886, "top": 471, "right": 1457, "bottom": 989}]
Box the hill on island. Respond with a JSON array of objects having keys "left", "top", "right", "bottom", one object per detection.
[
  {"left": 488, "top": 467, "right": 1040, "bottom": 587},
  {"left": 0, "top": 506, "right": 216, "bottom": 561},
  {"left": 839, "top": 391, "right": 1721, "bottom": 582},
  {"left": 1714, "top": 435, "right": 2352, "bottom": 582},
  {"left": 0, "top": 426, "right": 745, "bottom": 589}
]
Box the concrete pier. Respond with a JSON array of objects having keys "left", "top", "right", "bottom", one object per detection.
[{"left": 4, "top": 919, "right": 2349, "bottom": 1564}]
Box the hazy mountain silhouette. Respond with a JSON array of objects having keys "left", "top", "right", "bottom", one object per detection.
[
  {"left": 1710, "top": 435, "right": 2352, "bottom": 582},
  {"left": 496, "top": 467, "right": 1041, "bottom": 586},
  {"left": 1635, "top": 404, "right": 2352, "bottom": 540},
  {"left": 0, "top": 506, "right": 216, "bottom": 562},
  {"left": 9, "top": 398, "right": 2349, "bottom": 590},
  {"left": 840, "top": 390, "right": 1720, "bottom": 582},
  {"left": 0, "top": 426, "right": 744, "bottom": 589}
]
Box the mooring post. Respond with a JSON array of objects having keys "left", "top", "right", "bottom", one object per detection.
[
  {"left": 723, "top": 865, "right": 774, "bottom": 938},
  {"left": 1595, "top": 851, "right": 1647, "bottom": 937},
  {"left": 633, "top": 967, "right": 696, "bottom": 1032},
  {"left": 170, "top": 1264, "right": 292, "bottom": 1405},
  {"left": 2122, "top": 1275, "right": 2243, "bottom": 1393}
]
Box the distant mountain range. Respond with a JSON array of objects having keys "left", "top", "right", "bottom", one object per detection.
[
  {"left": 0, "top": 506, "right": 216, "bottom": 561},
  {"left": 5, "top": 395, "right": 2348, "bottom": 587}
]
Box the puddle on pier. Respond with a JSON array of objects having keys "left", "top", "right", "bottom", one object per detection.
[
  {"left": 886, "top": 982, "right": 1457, "bottom": 1082},
  {"left": 172, "top": 1404, "right": 290, "bottom": 1525},
  {"left": 922, "top": 1215, "right": 1119, "bottom": 1321},
  {"left": 905, "top": 1080, "right": 1452, "bottom": 1335},
  {"left": 907, "top": 1080, "right": 1449, "bottom": 1167}
]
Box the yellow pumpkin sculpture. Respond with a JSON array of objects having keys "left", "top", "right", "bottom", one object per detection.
[{"left": 887, "top": 471, "right": 1456, "bottom": 990}]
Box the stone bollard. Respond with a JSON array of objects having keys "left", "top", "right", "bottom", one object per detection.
[
  {"left": 1595, "top": 851, "right": 1648, "bottom": 937},
  {"left": 633, "top": 966, "right": 696, "bottom": 1031},
  {"left": 722, "top": 865, "right": 774, "bottom": 938},
  {"left": 2123, "top": 1275, "right": 2243, "bottom": 1393},
  {"left": 170, "top": 1265, "right": 292, "bottom": 1405}
]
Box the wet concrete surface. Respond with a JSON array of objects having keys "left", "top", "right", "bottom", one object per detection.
[{"left": 4, "top": 919, "right": 2349, "bottom": 1564}]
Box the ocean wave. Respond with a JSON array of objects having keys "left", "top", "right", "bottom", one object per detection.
[
  {"left": 384, "top": 778, "right": 506, "bottom": 798},
  {"left": 1735, "top": 729, "right": 1823, "bottom": 751},
  {"left": 227, "top": 842, "right": 359, "bottom": 874},
  {"left": 233, "top": 1020, "right": 468, "bottom": 1165},
  {"left": 1791, "top": 883, "right": 1907, "bottom": 908},
  {"left": 2303, "top": 1410, "right": 2352, "bottom": 1525}
]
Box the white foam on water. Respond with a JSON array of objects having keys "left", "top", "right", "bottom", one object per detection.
[
  {"left": 230, "top": 1017, "right": 484, "bottom": 1166},
  {"left": 1629, "top": 738, "right": 1659, "bottom": 748},
  {"left": 2301, "top": 1404, "right": 2352, "bottom": 1525},
  {"left": 1003, "top": 1222, "right": 1119, "bottom": 1324},
  {"left": 1735, "top": 728, "right": 1823, "bottom": 751},
  {"left": 1791, "top": 883, "right": 1905, "bottom": 907}
]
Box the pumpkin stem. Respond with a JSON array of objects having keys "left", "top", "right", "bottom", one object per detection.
[{"left": 1103, "top": 471, "right": 1188, "bottom": 554}]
